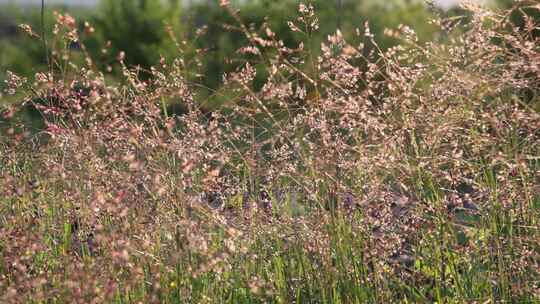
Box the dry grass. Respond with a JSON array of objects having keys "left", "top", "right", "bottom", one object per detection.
[{"left": 1, "top": 2, "right": 540, "bottom": 303}]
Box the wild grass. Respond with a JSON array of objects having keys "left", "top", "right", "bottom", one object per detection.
[{"left": 1, "top": 2, "right": 539, "bottom": 303}]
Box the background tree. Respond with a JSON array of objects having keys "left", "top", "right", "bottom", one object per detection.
[
  {"left": 86, "top": 0, "right": 183, "bottom": 76},
  {"left": 184, "top": 0, "right": 440, "bottom": 108}
]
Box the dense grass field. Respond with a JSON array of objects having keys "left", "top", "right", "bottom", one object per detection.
[{"left": 1, "top": 2, "right": 539, "bottom": 303}]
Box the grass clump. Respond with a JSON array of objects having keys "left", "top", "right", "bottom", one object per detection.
[{"left": 1, "top": 2, "right": 539, "bottom": 303}]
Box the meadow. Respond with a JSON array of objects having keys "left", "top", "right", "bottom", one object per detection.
[{"left": 1, "top": 1, "right": 539, "bottom": 303}]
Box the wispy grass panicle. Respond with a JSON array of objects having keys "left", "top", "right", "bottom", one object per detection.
[{"left": 1, "top": 2, "right": 539, "bottom": 303}]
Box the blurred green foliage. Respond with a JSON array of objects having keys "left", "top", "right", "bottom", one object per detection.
[
  {"left": 85, "top": 0, "right": 183, "bottom": 76},
  {"left": 4, "top": 0, "right": 526, "bottom": 106},
  {"left": 0, "top": 6, "right": 49, "bottom": 86},
  {"left": 0, "top": 1, "right": 441, "bottom": 88},
  {"left": 186, "top": 0, "right": 440, "bottom": 92},
  {"left": 0, "top": 5, "right": 90, "bottom": 93}
]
